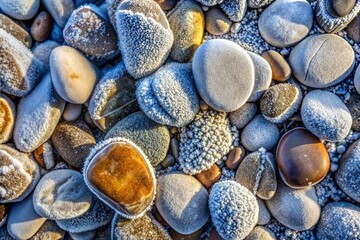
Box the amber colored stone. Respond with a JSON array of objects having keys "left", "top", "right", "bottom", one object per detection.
[
  {"left": 261, "top": 50, "right": 291, "bottom": 82},
  {"left": 209, "top": 228, "right": 224, "bottom": 240},
  {"left": 195, "top": 164, "right": 221, "bottom": 189},
  {"left": 276, "top": 128, "right": 330, "bottom": 188},
  {"left": 0, "top": 205, "right": 6, "bottom": 223},
  {"left": 169, "top": 226, "right": 205, "bottom": 240},
  {"left": 87, "top": 142, "right": 155, "bottom": 216},
  {"left": 33, "top": 144, "right": 46, "bottom": 168},
  {"left": 226, "top": 146, "right": 246, "bottom": 169},
  {"left": 152, "top": 206, "right": 169, "bottom": 227}
]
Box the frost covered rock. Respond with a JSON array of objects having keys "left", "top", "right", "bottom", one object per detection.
[
  {"left": 41, "top": 0, "right": 75, "bottom": 27},
  {"left": 32, "top": 41, "right": 60, "bottom": 71},
  {"left": 209, "top": 181, "right": 259, "bottom": 240},
  {"left": 194, "top": 0, "right": 225, "bottom": 6},
  {"left": 106, "top": 0, "right": 123, "bottom": 29},
  {"left": 220, "top": 0, "right": 247, "bottom": 22},
  {"left": 0, "top": 0, "right": 40, "bottom": 20},
  {"left": 0, "top": 94, "right": 16, "bottom": 144},
  {"left": 248, "top": 0, "right": 274, "bottom": 8},
  {"left": 136, "top": 62, "right": 200, "bottom": 127},
  {"left": 0, "top": 14, "right": 32, "bottom": 47},
  {"left": 14, "top": 74, "right": 65, "bottom": 153},
  {"left": 30, "top": 220, "right": 65, "bottom": 240}
]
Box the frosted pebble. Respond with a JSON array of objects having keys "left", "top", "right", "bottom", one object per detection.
[
  {"left": 32, "top": 40, "right": 60, "bottom": 71},
  {"left": 63, "top": 103, "right": 82, "bottom": 121},
  {"left": 42, "top": 0, "right": 75, "bottom": 27},
  {"left": 0, "top": 0, "right": 40, "bottom": 20},
  {"left": 0, "top": 14, "right": 32, "bottom": 47}
]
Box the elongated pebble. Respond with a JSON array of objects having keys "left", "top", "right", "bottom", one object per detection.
[
  {"left": 63, "top": 103, "right": 82, "bottom": 121},
  {"left": 0, "top": 94, "right": 16, "bottom": 144},
  {"left": 0, "top": 0, "right": 40, "bottom": 20},
  {"left": 42, "top": 0, "right": 75, "bottom": 27},
  {"left": 0, "top": 14, "right": 32, "bottom": 47}
]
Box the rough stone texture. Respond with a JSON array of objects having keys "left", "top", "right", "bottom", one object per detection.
[
  {"left": 248, "top": 0, "right": 274, "bottom": 8},
  {"left": 194, "top": 0, "right": 224, "bottom": 6},
  {"left": 0, "top": 94, "right": 16, "bottom": 144},
  {"left": 0, "top": 14, "right": 32, "bottom": 47},
  {"left": 0, "top": 0, "right": 39, "bottom": 20},
  {"left": 29, "top": 220, "right": 65, "bottom": 240},
  {"left": 205, "top": 7, "right": 231, "bottom": 36},
  {"left": 220, "top": 0, "right": 247, "bottom": 22},
  {"left": 32, "top": 40, "right": 60, "bottom": 71},
  {"left": 41, "top": 0, "right": 75, "bottom": 27}
]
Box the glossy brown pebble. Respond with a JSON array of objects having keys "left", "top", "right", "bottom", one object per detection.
[
  {"left": 0, "top": 14, "right": 32, "bottom": 47},
  {"left": 209, "top": 228, "right": 224, "bottom": 240},
  {"left": 205, "top": 7, "right": 231, "bottom": 35},
  {"left": 226, "top": 146, "right": 245, "bottom": 169},
  {"left": 52, "top": 121, "right": 96, "bottom": 169},
  {"left": 195, "top": 164, "right": 221, "bottom": 189},
  {"left": 84, "top": 139, "right": 156, "bottom": 219},
  {"left": 170, "top": 226, "right": 205, "bottom": 240},
  {"left": 276, "top": 128, "right": 330, "bottom": 188},
  {"left": 261, "top": 50, "right": 291, "bottom": 82},
  {"left": 31, "top": 11, "right": 53, "bottom": 42}
]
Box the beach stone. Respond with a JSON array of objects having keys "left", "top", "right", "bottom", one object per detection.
[
  {"left": 31, "top": 11, "right": 53, "bottom": 42},
  {"left": 261, "top": 50, "right": 291, "bottom": 82},
  {"left": 257, "top": 198, "right": 271, "bottom": 225},
  {"left": 330, "top": 0, "right": 355, "bottom": 17},
  {"left": 245, "top": 226, "right": 276, "bottom": 240},
  {"left": 50, "top": 46, "right": 98, "bottom": 104},
  {"left": 161, "top": 154, "right": 176, "bottom": 168},
  {"left": 226, "top": 146, "right": 246, "bottom": 169},
  {"left": 51, "top": 121, "right": 96, "bottom": 169},
  {"left": 195, "top": 0, "right": 225, "bottom": 6},
  {"left": 346, "top": 14, "right": 360, "bottom": 42},
  {"left": 347, "top": 94, "right": 360, "bottom": 131},
  {"left": 105, "top": 112, "right": 170, "bottom": 166},
  {"left": 258, "top": 0, "right": 313, "bottom": 48},
  {"left": 0, "top": 205, "right": 6, "bottom": 227},
  {"left": 33, "top": 141, "right": 56, "bottom": 170},
  {"left": 0, "top": 0, "right": 40, "bottom": 20},
  {"left": 42, "top": 0, "right": 75, "bottom": 27},
  {"left": 69, "top": 230, "right": 96, "bottom": 240},
  {"left": 241, "top": 115, "right": 280, "bottom": 151},
  {"left": 193, "top": 39, "right": 255, "bottom": 112},
  {"left": 195, "top": 164, "right": 221, "bottom": 189},
  {"left": 33, "top": 169, "right": 93, "bottom": 220},
  {"left": 0, "top": 14, "right": 32, "bottom": 47},
  {"left": 247, "top": 52, "right": 272, "bottom": 102},
  {"left": 155, "top": 0, "right": 177, "bottom": 10},
  {"left": 335, "top": 138, "right": 360, "bottom": 203},
  {"left": 276, "top": 128, "right": 330, "bottom": 188},
  {"left": 265, "top": 180, "right": 321, "bottom": 231},
  {"left": 14, "top": 74, "right": 65, "bottom": 152},
  {"left": 168, "top": 0, "right": 204, "bottom": 62},
  {"left": 63, "top": 103, "right": 82, "bottom": 121},
  {"left": 354, "top": 64, "right": 360, "bottom": 94},
  {"left": 84, "top": 138, "right": 156, "bottom": 219},
  {"left": 316, "top": 202, "right": 360, "bottom": 239},
  {"left": 289, "top": 34, "right": 355, "bottom": 88},
  {"left": 301, "top": 90, "right": 352, "bottom": 141},
  {"left": 205, "top": 7, "right": 231, "bottom": 35},
  {"left": 220, "top": 0, "right": 247, "bottom": 22},
  {"left": 229, "top": 103, "right": 257, "bottom": 129},
  {"left": 248, "top": 0, "right": 274, "bottom": 8},
  {"left": 33, "top": 40, "right": 60, "bottom": 71},
  {"left": 169, "top": 227, "right": 204, "bottom": 240},
  {"left": 155, "top": 172, "right": 209, "bottom": 234},
  {"left": 30, "top": 220, "right": 65, "bottom": 240},
  {"left": 0, "top": 94, "right": 16, "bottom": 144}
]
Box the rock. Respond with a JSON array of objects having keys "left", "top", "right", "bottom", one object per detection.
[
  {"left": 195, "top": 164, "right": 221, "bottom": 189},
  {"left": 346, "top": 14, "right": 360, "bottom": 42},
  {"left": 69, "top": 230, "right": 96, "bottom": 240},
  {"left": 261, "top": 50, "right": 291, "bottom": 82},
  {"left": 51, "top": 121, "right": 96, "bottom": 169},
  {"left": 0, "top": 205, "right": 6, "bottom": 227},
  {"left": 0, "top": 14, "right": 32, "bottom": 47},
  {"left": 193, "top": 39, "right": 255, "bottom": 112},
  {"left": 105, "top": 111, "right": 170, "bottom": 166},
  {"left": 260, "top": 82, "right": 302, "bottom": 123},
  {"left": 49, "top": 22, "right": 64, "bottom": 43},
  {"left": 84, "top": 138, "right": 156, "bottom": 219},
  {"left": 63, "top": 103, "right": 82, "bottom": 121},
  {"left": 245, "top": 226, "right": 276, "bottom": 240},
  {"left": 335, "top": 138, "right": 360, "bottom": 203},
  {"left": 33, "top": 40, "right": 60, "bottom": 71},
  {"left": 194, "top": 0, "right": 225, "bottom": 6},
  {"left": 161, "top": 154, "right": 176, "bottom": 168},
  {"left": 33, "top": 169, "right": 93, "bottom": 220},
  {"left": 241, "top": 115, "right": 280, "bottom": 151},
  {"left": 205, "top": 7, "right": 231, "bottom": 35},
  {"left": 265, "top": 180, "right": 321, "bottom": 231},
  {"left": 301, "top": 90, "right": 352, "bottom": 142},
  {"left": 31, "top": 11, "right": 53, "bottom": 42},
  {"left": 354, "top": 64, "right": 360, "bottom": 94},
  {"left": 0, "top": 0, "right": 39, "bottom": 20},
  {"left": 0, "top": 29, "right": 45, "bottom": 97},
  {"left": 247, "top": 52, "right": 272, "bottom": 102},
  {"left": 168, "top": 0, "right": 204, "bottom": 62},
  {"left": 33, "top": 141, "right": 56, "bottom": 170},
  {"left": 64, "top": 5, "right": 119, "bottom": 61},
  {"left": 155, "top": 172, "right": 209, "bottom": 234},
  {"left": 169, "top": 227, "right": 205, "bottom": 240},
  {"left": 316, "top": 202, "right": 360, "bottom": 239},
  {"left": 289, "top": 34, "right": 355, "bottom": 88},
  {"left": 276, "top": 128, "right": 330, "bottom": 188},
  {"left": 0, "top": 94, "right": 16, "bottom": 144},
  {"left": 347, "top": 94, "right": 360, "bottom": 131},
  {"left": 257, "top": 198, "right": 271, "bottom": 225},
  {"left": 330, "top": 0, "right": 356, "bottom": 16},
  {"left": 248, "top": 0, "right": 274, "bottom": 8},
  {"left": 29, "top": 220, "right": 65, "bottom": 240},
  {"left": 42, "top": 0, "right": 75, "bottom": 28},
  {"left": 226, "top": 146, "right": 246, "bottom": 169},
  {"left": 171, "top": 138, "right": 179, "bottom": 160},
  {"left": 14, "top": 74, "right": 65, "bottom": 152},
  {"left": 116, "top": 0, "right": 174, "bottom": 79},
  {"left": 220, "top": 0, "right": 247, "bottom": 22},
  {"left": 209, "top": 181, "right": 258, "bottom": 240},
  {"left": 209, "top": 228, "right": 223, "bottom": 240},
  {"left": 50, "top": 46, "right": 98, "bottom": 104},
  {"left": 258, "top": 0, "right": 313, "bottom": 48},
  {"left": 155, "top": 0, "right": 177, "bottom": 10},
  {"left": 229, "top": 103, "right": 257, "bottom": 129},
  {"left": 106, "top": 0, "right": 122, "bottom": 29}
]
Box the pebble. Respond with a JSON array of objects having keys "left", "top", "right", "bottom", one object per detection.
[
  {"left": 63, "top": 103, "right": 82, "bottom": 121},
  {"left": 261, "top": 50, "right": 291, "bottom": 82},
  {"left": 0, "top": 205, "right": 6, "bottom": 227},
  {"left": 194, "top": 164, "right": 221, "bottom": 189},
  {"left": 30, "top": 220, "right": 65, "bottom": 240},
  {"left": 169, "top": 227, "right": 204, "bottom": 240},
  {"left": 229, "top": 103, "right": 257, "bottom": 129},
  {"left": 0, "top": 0, "right": 39, "bottom": 20},
  {"left": 161, "top": 154, "right": 176, "bottom": 168},
  {"left": 33, "top": 141, "right": 56, "bottom": 170},
  {"left": 345, "top": 94, "right": 360, "bottom": 131},
  {"left": 0, "top": 94, "right": 16, "bottom": 144},
  {"left": 0, "top": 14, "right": 32, "bottom": 47},
  {"left": 155, "top": 172, "right": 209, "bottom": 234},
  {"left": 248, "top": 0, "right": 274, "bottom": 8},
  {"left": 192, "top": 39, "right": 255, "bottom": 112},
  {"left": 301, "top": 90, "right": 352, "bottom": 142},
  {"left": 226, "top": 146, "right": 245, "bottom": 169},
  {"left": 289, "top": 34, "right": 355, "bottom": 88},
  {"left": 195, "top": 0, "right": 225, "bottom": 6},
  {"left": 50, "top": 46, "right": 99, "bottom": 104},
  {"left": 241, "top": 114, "right": 280, "bottom": 151},
  {"left": 346, "top": 14, "right": 360, "bottom": 42},
  {"left": 69, "top": 230, "right": 96, "bottom": 240},
  {"left": 245, "top": 226, "right": 276, "bottom": 240},
  {"left": 171, "top": 138, "right": 179, "bottom": 160},
  {"left": 42, "top": 0, "right": 75, "bottom": 27},
  {"left": 31, "top": 11, "right": 53, "bottom": 42},
  {"left": 258, "top": 0, "right": 313, "bottom": 48},
  {"left": 220, "top": 0, "right": 247, "bottom": 22},
  {"left": 205, "top": 7, "right": 231, "bottom": 35},
  {"left": 330, "top": 0, "right": 356, "bottom": 17},
  {"left": 257, "top": 198, "right": 271, "bottom": 225},
  {"left": 155, "top": 0, "right": 177, "bottom": 10},
  {"left": 32, "top": 40, "right": 60, "bottom": 71},
  {"left": 353, "top": 64, "right": 360, "bottom": 94}
]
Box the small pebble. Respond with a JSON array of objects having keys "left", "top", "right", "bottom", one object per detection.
[
  {"left": 261, "top": 50, "right": 291, "bottom": 82},
  {"left": 63, "top": 103, "right": 82, "bottom": 121},
  {"left": 31, "top": 11, "right": 53, "bottom": 42},
  {"left": 226, "top": 146, "right": 246, "bottom": 169},
  {"left": 195, "top": 164, "right": 221, "bottom": 189}
]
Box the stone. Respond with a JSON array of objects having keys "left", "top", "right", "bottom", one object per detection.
[
  {"left": 168, "top": 0, "right": 204, "bottom": 62},
  {"left": 289, "top": 34, "right": 355, "bottom": 88},
  {"left": 241, "top": 115, "right": 280, "bottom": 151},
  {"left": 220, "top": 0, "right": 247, "bottom": 22},
  {"left": 0, "top": 205, "right": 6, "bottom": 227},
  {"left": 229, "top": 103, "right": 257, "bottom": 129},
  {"left": 194, "top": 0, "right": 225, "bottom": 6},
  {"left": 31, "top": 11, "right": 53, "bottom": 42},
  {"left": 63, "top": 103, "right": 82, "bottom": 121},
  {"left": 161, "top": 154, "right": 176, "bottom": 168},
  {"left": 171, "top": 138, "right": 179, "bottom": 160},
  {"left": 69, "top": 230, "right": 96, "bottom": 240},
  {"left": 41, "top": 0, "right": 75, "bottom": 27},
  {"left": 258, "top": 0, "right": 313, "bottom": 48},
  {"left": 209, "top": 228, "right": 223, "bottom": 240},
  {"left": 52, "top": 121, "right": 96, "bottom": 169},
  {"left": 0, "top": 94, "right": 16, "bottom": 144},
  {"left": 0, "top": 0, "right": 40, "bottom": 20},
  {"left": 354, "top": 64, "right": 360, "bottom": 94},
  {"left": 226, "top": 146, "right": 245, "bottom": 169},
  {"left": 257, "top": 198, "right": 271, "bottom": 225},
  {"left": 205, "top": 7, "right": 231, "bottom": 35},
  {"left": 0, "top": 14, "right": 32, "bottom": 47},
  {"left": 261, "top": 50, "right": 291, "bottom": 82},
  {"left": 245, "top": 226, "right": 276, "bottom": 240},
  {"left": 106, "top": 0, "right": 123, "bottom": 29},
  {"left": 84, "top": 138, "right": 156, "bottom": 219},
  {"left": 248, "top": 0, "right": 274, "bottom": 8},
  {"left": 276, "top": 128, "right": 330, "bottom": 188},
  {"left": 33, "top": 169, "right": 93, "bottom": 220},
  {"left": 301, "top": 90, "right": 352, "bottom": 142},
  {"left": 155, "top": 172, "right": 209, "bottom": 234},
  {"left": 33, "top": 141, "right": 56, "bottom": 170},
  {"left": 346, "top": 14, "right": 360, "bottom": 42},
  {"left": 265, "top": 180, "right": 321, "bottom": 231},
  {"left": 33, "top": 40, "right": 60, "bottom": 71},
  {"left": 335, "top": 138, "right": 360, "bottom": 203},
  {"left": 193, "top": 39, "right": 255, "bottom": 112},
  {"left": 169, "top": 227, "right": 205, "bottom": 240},
  {"left": 29, "top": 220, "right": 65, "bottom": 240},
  {"left": 155, "top": 0, "right": 177, "bottom": 10},
  {"left": 195, "top": 164, "right": 221, "bottom": 189},
  {"left": 348, "top": 94, "right": 360, "bottom": 131},
  {"left": 330, "top": 0, "right": 356, "bottom": 16}
]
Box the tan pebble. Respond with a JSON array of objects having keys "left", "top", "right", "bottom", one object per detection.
[
  {"left": 63, "top": 103, "right": 82, "bottom": 121},
  {"left": 261, "top": 50, "right": 291, "bottom": 82},
  {"left": 31, "top": 11, "right": 53, "bottom": 42},
  {"left": 161, "top": 154, "right": 176, "bottom": 168},
  {"left": 195, "top": 164, "right": 221, "bottom": 189},
  {"left": 226, "top": 146, "right": 245, "bottom": 169},
  {"left": 205, "top": 7, "right": 231, "bottom": 35},
  {"left": 0, "top": 14, "right": 32, "bottom": 47},
  {"left": 0, "top": 94, "right": 16, "bottom": 144},
  {"left": 170, "top": 127, "right": 178, "bottom": 135},
  {"left": 33, "top": 141, "right": 56, "bottom": 170}
]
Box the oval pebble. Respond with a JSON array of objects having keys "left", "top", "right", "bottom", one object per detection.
[
  {"left": 194, "top": 164, "right": 221, "bottom": 189},
  {"left": 63, "top": 103, "right": 82, "bottom": 121},
  {"left": 0, "top": 0, "right": 40, "bottom": 20},
  {"left": 31, "top": 11, "right": 53, "bottom": 42},
  {"left": 229, "top": 103, "right": 257, "bottom": 129},
  {"left": 32, "top": 40, "right": 60, "bottom": 71},
  {"left": 330, "top": 0, "right": 356, "bottom": 17},
  {"left": 261, "top": 50, "right": 291, "bottom": 82},
  {"left": 226, "top": 146, "right": 246, "bottom": 169},
  {"left": 42, "top": 0, "right": 75, "bottom": 28},
  {"left": 257, "top": 198, "right": 271, "bottom": 225},
  {"left": 205, "top": 7, "right": 231, "bottom": 35},
  {"left": 0, "top": 14, "right": 32, "bottom": 47},
  {"left": 0, "top": 94, "right": 16, "bottom": 144}
]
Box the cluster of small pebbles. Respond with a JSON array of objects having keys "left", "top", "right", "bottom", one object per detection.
[{"left": 0, "top": 0, "right": 359, "bottom": 239}]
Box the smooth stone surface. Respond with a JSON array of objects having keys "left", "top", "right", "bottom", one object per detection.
[
  {"left": 346, "top": 14, "right": 360, "bottom": 42},
  {"left": 0, "top": 94, "right": 16, "bottom": 144},
  {"left": 41, "top": 0, "right": 75, "bottom": 27},
  {"left": 265, "top": 180, "right": 321, "bottom": 231},
  {"left": 0, "top": 14, "right": 32, "bottom": 47},
  {"left": 261, "top": 50, "right": 291, "bottom": 82},
  {"left": 229, "top": 103, "right": 257, "bottom": 129},
  {"left": 354, "top": 63, "right": 360, "bottom": 94},
  {"left": 220, "top": 0, "right": 247, "bottom": 22},
  {"left": 257, "top": 198, "right": 271, "bottom": 225},
  {"left": 155, "top": 172, "right": 209, "bottom": 234},
  {"left": 161, "top": 154, "right": 176, "bottom": 168},
  {"left": 0, "top": 0, "right": 40, "bottom": 20},
  {"left": 155, "top": 0, "right": 177, "bottom": 10},
  {"left": 31, "top": 11, "right": 53, "bottom": 42},
  {"left": 226, "top": 146, "right": 246, "bottom": 169},
  {"left": 33, "top": 141, "right": 56, "bottom": 170},
  {"left": 205, "top": 7, "right": 231, "bottom": 35},
  {"left": 29, "top": 220, "right": 65, "bottom": 240},
  {"left": 241, "top": 115, "right": 280, "bottom": 151},
  {"left": 50, "top": 46, "right": 98, "bottom": 104},
  {"left": 245, "top": 226, "right": 276, "bottom": 240},
  {"left": 194, "top": 164, "right": 221, "bottom": 189},
  {"left": 301, "top": 90, "right": 352, "bottom": 142},
  {"left": 69, "top": 230, "right": 96, "bottom": 240},
  {"left": 63, "top": 103, "right": 82, "bottom": 121},
  {"left": 330, "top": 0, "right": 355, "bottom": 17},
  {"left": 347, "top": 94, "right": 360, "bottom": 131},
  {"left": 192, "top": 39, "right": 255, "bottom": 112},
  {"left": 289, "top": 34, "right": 355, "bottom": 88},
  {"left": 276, "top": 128, "right": 330, "bottom": 188},
  {"left": 169, "top": 227, "right": 205, "bottom": 240},
  {"left": 33, "top": 40, "right": 60, "bottom": 71}
]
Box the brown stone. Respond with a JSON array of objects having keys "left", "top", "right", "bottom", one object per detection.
[
  {"left": 155, "top": 0, "right": 176, "bottom": 10},
  {"left": 0, "top": 94, "right": 16, "bottom": 144},
  {"left": 347, "top": 14, "right": 360, "bottom": 42},
  {"left": 205, "top": 7, "right": 231, "bottom": 36},
  {"left": 276, "top": 128, "right": 330, "bottom": 188},
  {"left": 33, "top": 144, "right": 46, "bottom": 169},
  {"left": 31, "top": 11, "right": 53, "bottom": 42},
  {"left": 209, "top": 228, "right": 224, "bottom": 240},
  {"left": 0, "top": 205, "right": 6, "bottom": 223},
  {"left": 169, "top": 227, "right": 205, "bottom": 240},
  {"left": 33, "top": 141, "right": 55, "bottom": 170},
  {"left": 195, "top": 164, "right": 221, "bottom": 189},
  {"left": 226, "top": 146, "right": 246, "bottom": 169},
  {"left": 346, "top": 93, "right": 360, "bottom": 131},
  {"left": 261, "top": 50, "right": 291, "bottom": 82},
  {"left": 0, "top": 14, "right": 32, "bottom": 47}
]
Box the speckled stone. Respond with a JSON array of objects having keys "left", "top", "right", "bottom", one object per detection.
[
  {"left": 195, "top": 164, "right": 221, "bottom": 189},
  {"left": 31, "top": 11, "right": 53, "bottom": 42},
  {"left": 0, "top": 94, "right": 16, "bottom": 144},
  {"left": 226, "top": 146, "right": 246, "bottom": 169},
  {"left": 261, "top": 50, "right": 292, "bottom": 82},
  {"left": 0, "top": 14, "right": 32, "bottom": 47},
  {"left": 229, "top": 103, "right": 257, "bottom": 129},
  {"left": 205, "top": 7, "right": 231, "bottom": 35},
  {"left": 29, "top": 220, "right": 65, "bottom": 240}
]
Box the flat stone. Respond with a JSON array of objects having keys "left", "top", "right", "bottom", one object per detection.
[
  {"left": 205, "top": 7, "right": 231, "bottom": 35},
  {"left": 195, "top": 164, "right": 221, "bottom": 189},
  {"left": 229, "top": 103, "right": 257, "bottom": 129},
  {"left": 261, "top": 50, "right": 291, "bottom": 82},
  {"left": 0, "top": 0, "right": 39, "bottom": 20},
  {"left": 226, "top": 146, "right": 246, "bottom": 169},
  {"left": 42, "top": 0, "right": 75, "bottom": 28},
  {"left": 0, "top": 14, "right": 32, "bottom": 47},
  {"left": 0, "top": 94, "right": 16, "bottom": 144},
  {"left": 31, "top": 11, "right": 53, "bottom": 42},
  {"left": 330, "top": 0, "right": 356, "bottom": 17}
]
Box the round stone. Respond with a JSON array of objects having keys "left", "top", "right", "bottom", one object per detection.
[
  {"left": 192, "top": 39, "right": 255, "bottom": 112},
  {"left": 257, "top": 198, "right": 271, "bottom": 225},
  {"left": 301, "top": 90, "right": 352, "bottom": 142},
  {"left": 330, "top": 0, "right": 355, "bottom": 17},
  {"left": 226, "top": 146, "right": 246, "bottom": 169},
  {"left": 42, "top": 0, "right": 75, "bottom": 27},
  {"left": 245, "top": 226, "right": 276, "bottom": 240},
  {"left": 353, "top": 64, "right": 360, "bottom": 94},
  {"left": 33, "top": 40, "right": 60, "bottom": 71},
  {"left": 258, "top": 0, "right": 313, "bottom": 48},
  {"left": 63, "top": 103, "right": 82, "bottom": 121},
  {"left": 289, "top": 34, "right": 355, "bottom": 88},
  {"left": 0, "top": 94, "right": 16, "bottom": 144},
  {"left": 276, "top": 128, "right": 330, "bottom": 188},
  {"left": 346, "top": 14, "right": 360, "bottom": 43},
  {"left": 194, "top": 164, "right": 221, "bottom": 189},
  {"left": 205, "top": 7, "right": 231, "bottom": 35},
  {"left": 229, "top": 103, "right": 257, "bottom": 129},
  {"left": 31, "top": 11, "right": 53, "bottom": 42},
  {"left": 220, "top": 0, "right": 247, "bottom": 22},
  {"left": 0, "top": 0, "right": 40, "bottom": 20},
  {"left": 261, "top": 50, "right": 292, "bottom": 82},
  {"left": 0, "top": 14, "right": 32, "bottom": 47}
]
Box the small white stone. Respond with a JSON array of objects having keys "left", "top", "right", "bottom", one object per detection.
[{"left": 63, "top": 104, "right": 82, "bottom": 121}]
